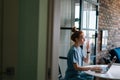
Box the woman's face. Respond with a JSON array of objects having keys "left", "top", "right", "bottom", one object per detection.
[{"left": 76, "top": 33, "right": 85, "bottom": 45}]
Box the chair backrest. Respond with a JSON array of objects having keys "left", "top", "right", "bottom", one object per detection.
[
  {"left": 58, "top": 64, "right": 63, "bottom": 79},
  {"left": 58, "top": 56, "right": 68, "bottom": 80}
]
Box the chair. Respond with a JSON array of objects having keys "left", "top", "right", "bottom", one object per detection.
[
  {"left": 58, "top": 64, "right": 63, "bottom": 80},
  {"left": 58, "top": 56, "right": 68, "bottom": 80}
]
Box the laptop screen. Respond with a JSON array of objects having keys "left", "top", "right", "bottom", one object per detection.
[
  {"left": 101, "top": 56, "right": 117, "bottom": 73},
  {"left": 107, "top": 56, "right": 117, "bottom": 69}
]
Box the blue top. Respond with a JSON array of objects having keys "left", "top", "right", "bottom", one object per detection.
[{"left": 64, "top": 45, "right": 85, "bottom": 79}]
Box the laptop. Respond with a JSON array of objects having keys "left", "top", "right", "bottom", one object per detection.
[{"left": 97, "top": 56, "right": 117, "bottom": 74}]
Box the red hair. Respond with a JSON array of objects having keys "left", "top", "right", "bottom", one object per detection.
[{"left": 71, "top": 27, "right": 83, "bottom": 42}]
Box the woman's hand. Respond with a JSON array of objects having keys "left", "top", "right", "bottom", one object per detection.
[{"left": 90, "top": 66, "right": 102, "bottom": 72}]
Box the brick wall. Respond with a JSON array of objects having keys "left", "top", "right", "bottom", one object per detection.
[
  {"left": 98, "top": 0, "right": 120, "bottom": 52},
  {"left": 97, "top": 0, "right": 120, "bottom": 63}
]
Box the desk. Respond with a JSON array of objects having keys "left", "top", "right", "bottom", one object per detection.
[{"left": 84, "top": 64, "right": 120, "bottom": 80}]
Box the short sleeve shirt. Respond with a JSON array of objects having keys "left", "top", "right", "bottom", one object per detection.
[{"left": 65, "top": 45, "right": 85, "bottom": 79}]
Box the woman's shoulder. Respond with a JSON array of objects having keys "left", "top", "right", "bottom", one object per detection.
[
  {"left": 69, "top": 45, "right": 78, "bottom": 53},
  {"left": 70, "top": 45, "right": 76, "bottom": 50},
  {"left": 71, "top": 45, "right": 81, "bottom": 50}
]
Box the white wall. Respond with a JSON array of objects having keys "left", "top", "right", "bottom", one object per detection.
[{"left": 59, "top": 0, "right": 72, "bottom": 77}]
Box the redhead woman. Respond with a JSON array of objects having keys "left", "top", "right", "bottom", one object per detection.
[{"left": 64, "top": 27, "right": 101, "bottom": 80}]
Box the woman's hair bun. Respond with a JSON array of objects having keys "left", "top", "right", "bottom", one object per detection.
[{"left": 71, "top": 26, "right": 78, "bottom": 32}]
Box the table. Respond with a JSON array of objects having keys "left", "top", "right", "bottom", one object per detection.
[{"left": 84, "top": 64, "right": 120, "bottom": 80}]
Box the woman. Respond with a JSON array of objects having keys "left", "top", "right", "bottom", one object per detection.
[{"left": 64, "top": 27, "right": 101, "bottom": 80}]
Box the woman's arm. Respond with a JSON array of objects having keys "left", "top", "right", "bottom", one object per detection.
[
  {"left": 83, "top": 53, "right": 90, "bottom": 63},
  {"left": 73, "top": 63, "right": 101, "bottom": 71},
  {"left": 73, "top": 63, "right": 91, "bottom": 71},
  {"left": 83, "top": 41, "right": 90, "bottom": 63}
]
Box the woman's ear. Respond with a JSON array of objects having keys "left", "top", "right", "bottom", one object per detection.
[{"left": 75, "top": 38, "right": 78, "bottom": 42}]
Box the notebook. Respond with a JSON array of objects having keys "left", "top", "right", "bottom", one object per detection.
[{"left": 100, "top": 56, "right": 117, "bottom": 74}]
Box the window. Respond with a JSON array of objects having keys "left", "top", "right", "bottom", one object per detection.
[{"left": 59, "top": 0, "right": 99, "bottom": 78}]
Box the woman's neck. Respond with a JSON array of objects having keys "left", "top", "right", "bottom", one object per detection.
[{"left": 74, "top": 42, "right": 81, "bottom": 47}]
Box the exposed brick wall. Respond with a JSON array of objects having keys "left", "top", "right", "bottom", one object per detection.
[
  {"left": 97, "top": 0, "right": 120, "bottom": 64},
  {"left": 98, "top": 0, "right": 120, "bottom": 52}
]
